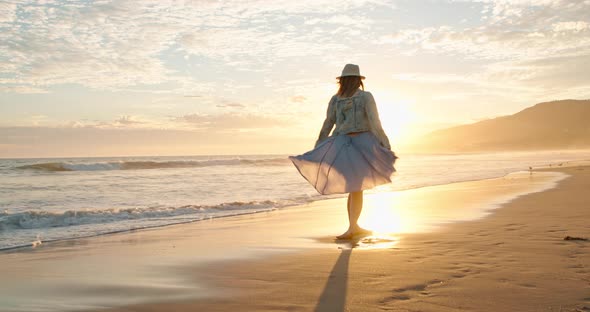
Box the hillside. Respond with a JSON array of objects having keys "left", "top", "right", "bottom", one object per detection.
[{"left": 409, "top": 99, "right": 590, "bottom": 152}]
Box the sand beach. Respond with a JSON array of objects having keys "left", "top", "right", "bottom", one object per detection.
[{"left": 0, "top": 165, "right": 588, "bottom": 311}]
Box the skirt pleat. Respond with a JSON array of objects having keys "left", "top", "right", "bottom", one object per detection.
[{"left": 289, "top": 132, "right": 397, "bottom": 195}]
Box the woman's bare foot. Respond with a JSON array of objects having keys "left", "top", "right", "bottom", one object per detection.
[
  {"left": 336, "top": 227, "right": 372, "bottom": 239},
  {"left": 353, "top": 227, "right": 372, "bottom": 236},
  {"left": 336, "top": 229, "right": 354, "bottom": 239}
]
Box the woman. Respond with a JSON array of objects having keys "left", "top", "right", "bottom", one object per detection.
[{"left": 289, "top": 64, "right": 397, "bottom": 239}]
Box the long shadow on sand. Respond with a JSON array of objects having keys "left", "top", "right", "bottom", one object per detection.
[{"left": 314, "top": 248, "right": 352, "bottom": 312}]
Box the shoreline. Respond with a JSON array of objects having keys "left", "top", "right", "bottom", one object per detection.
[
  {"left": 1, "top": 165, "right": 587, "bottom": 311},
  {"left": 4, "top": 158, "right": 587, "bottom": 253},
  {"left": 101, "top": 165, "right": 590, "bottom": 312},
  {"left": 0, "top": 207, "right": 282, "bottom": 253},
  {"left": 0, "top": 168, "right": 562, "bottom": 253}
]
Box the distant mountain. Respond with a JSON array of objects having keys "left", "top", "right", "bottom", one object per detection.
[{"left": 409, "top": 99, "right": 590, "bottom": 152}]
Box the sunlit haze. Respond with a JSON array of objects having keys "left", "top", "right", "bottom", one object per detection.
[{"left": 1, "top": 0, "right": 589, "bottom": 157}]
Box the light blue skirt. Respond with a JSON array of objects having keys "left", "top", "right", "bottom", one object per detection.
[{"left": 289, "top": 132, "right": 397, "bottom": 195}]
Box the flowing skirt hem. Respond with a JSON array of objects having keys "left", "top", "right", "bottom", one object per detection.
[{"left": 289, "top": 132, "right": 397, "bottom": 195}]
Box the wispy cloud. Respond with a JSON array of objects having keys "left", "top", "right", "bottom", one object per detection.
[
  {"left": 0, "top": 125, "right": 312, "bottom": 157},
  {"left": 113, "top": 115, "right": 146, "bottom": 126},
  {"left": 48, "top": 115, "right": 157, "bottom": 130},
  {"left": 289, "top": 95, "right": 307, "bottom": 103},
  {"left": 216, "top": 102, "right": 246, "bottom": 109},
  {"left": 172, "top": 113, "right": 288, "bottom": 130},
  {"left": 0, "top": 85, "right": 48, "bottom": 94},
  {"left": 382, "top": 0, "right": 589, "bottom": 60},
  {"left": 0, "top": 0, "right": 388, "bottom": 93},
  {"left": 381, "top": 0, "right": 590, "bottom": 104}
]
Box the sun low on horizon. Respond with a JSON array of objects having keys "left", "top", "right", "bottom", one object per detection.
[{"left": 1, "top": 0, "right": 589, "bottom": 158}]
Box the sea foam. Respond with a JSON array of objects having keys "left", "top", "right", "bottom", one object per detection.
[
  {"left": 0, "top": 200, "right": 279, "bottom": 231},
  {"left": 16, "top": 158, "right": 290, "bottom": 172}
]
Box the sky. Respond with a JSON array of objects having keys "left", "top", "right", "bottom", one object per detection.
[{"left": 1, "top": 0, "right": 589, "bottom": 157}]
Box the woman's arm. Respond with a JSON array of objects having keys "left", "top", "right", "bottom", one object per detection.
[
  {"left": 315, "top": 96, "right": 337, "bottom": 148},
  {"left": 365, "top": 92, "right": 391, "bottom": 149}
]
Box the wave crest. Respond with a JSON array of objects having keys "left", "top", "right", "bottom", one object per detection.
[
  {"left": 16, "top": 158, "right": 290, "bottom": 172},
  {"left": 0, "top": 200, "right": 278, "bottom": 230}
]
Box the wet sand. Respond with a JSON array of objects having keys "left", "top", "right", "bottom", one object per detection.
[{"left": 105, "top": 167, "right": 589, "bottom": 312}]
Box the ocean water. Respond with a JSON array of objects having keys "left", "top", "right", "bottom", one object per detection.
[{"left": 1, "top": 150, "right": 590, "bottom": 250}]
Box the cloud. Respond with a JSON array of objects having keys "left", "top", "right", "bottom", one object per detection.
[
  {"left": 381, "top": 24, "right": 590, "bottom": 60},
  {"left": 113, "top": 115, "right": 146, "bottom": 126},
  {"left": 1, "top": 1, "right": 177, "bottom": 91},
  {"left": 30, "top": 115, "right": 48, "bottom": 126},
  {"left": 381, "top": 1, "right": 590, "bottom": 60},
  {"left": 0, "top": 125, "right": 311, "bottom": 157},
  {"left": 0, "top": 1, "right": 18, "bottom": 25},
  {"left": 0, "top": 0, "right": 388, "bottom": 93},
  {"left": 392, "top": 73, "right": 475, "bottom": 84},
  {"left": 379, "top": 0, "right": 590, "bottom": 105},
  {"left": 50, "top": 115, "right": 155, "bottom": 129},
  {"left": 172, "top": 113, "right": 287, "bottom": 130},
  {"left": 552, "top": 21, "right": 589, "bottom": 32},
  {"left": 6, "top": 112, "right": 289, "bottom": 133},
  {"left": 0, "top": 85, "right": 48, "bottom": 94},
  {"left": 216, "top": 102, "right": 246, "bottom": 109},
  {"left": 486, "top": 54, "right": 590, "bottom": 91},
  {"left": 289, "top": 95, "right": 307, "bottom": 103},
  {"left": 304, "top": 14, "right": 374, "bottom": 27},
  {"left": 392, "top": 52, "right": 590, "bottom": 100}
]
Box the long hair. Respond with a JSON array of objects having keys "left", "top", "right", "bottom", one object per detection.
[{"left": 337, "top": 76, "right": 364, "bottom": 98}]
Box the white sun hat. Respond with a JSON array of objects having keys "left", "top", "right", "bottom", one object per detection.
[{"left": 337, "top": 63, "right": 365, "bottom": 80}]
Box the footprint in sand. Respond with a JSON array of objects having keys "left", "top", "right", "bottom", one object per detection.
[
  {"left": 381, "top": 280, "right": 444, "bottom": 304},
  {"left": 517, "top": 283, "right": 537, "bottom": 288},
  {"left": 546, "top": 228, "right": 566, "bottom": 233},
  {"left": 387, "top": 294, "right": 411, "bottom": 301},
  {"left": 504, "top": 223, "right": 527, "bottom": 231},
  {"left": 470, "top": 230, "right": 491, "bottom": 237}
]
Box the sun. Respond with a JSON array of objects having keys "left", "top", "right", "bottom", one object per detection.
[{"left": 371, "top": 90, "right": 418, "bottom": 146}]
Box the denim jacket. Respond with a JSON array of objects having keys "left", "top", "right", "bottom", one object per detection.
[{"left": 316, "top": 90, "right": 391, "bottom": 149}]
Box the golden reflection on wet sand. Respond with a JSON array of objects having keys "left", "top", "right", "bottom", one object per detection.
[{"left": 357, "top": 171, "right": 566, "bottom": 244}]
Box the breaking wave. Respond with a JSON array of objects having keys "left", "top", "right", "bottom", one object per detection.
[
  {"left": 0, "top": 200, "right": 279, "bottom": 231},
  {"left": 17, "top": 158, "right": 291, "bottom": 172}
]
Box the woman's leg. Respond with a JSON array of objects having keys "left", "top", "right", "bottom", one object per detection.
[
  {"left": 337, "top": 195, "right": 354, "bottom": 239},
  {"left": 346, "top": 192, "right": 352, "bottom": 222},
  {"left": 348, "top": 191, "right": 363, "bottom": 229},
  {"left": 337, "top": 191, "right": 369, "bottom": 238}
]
